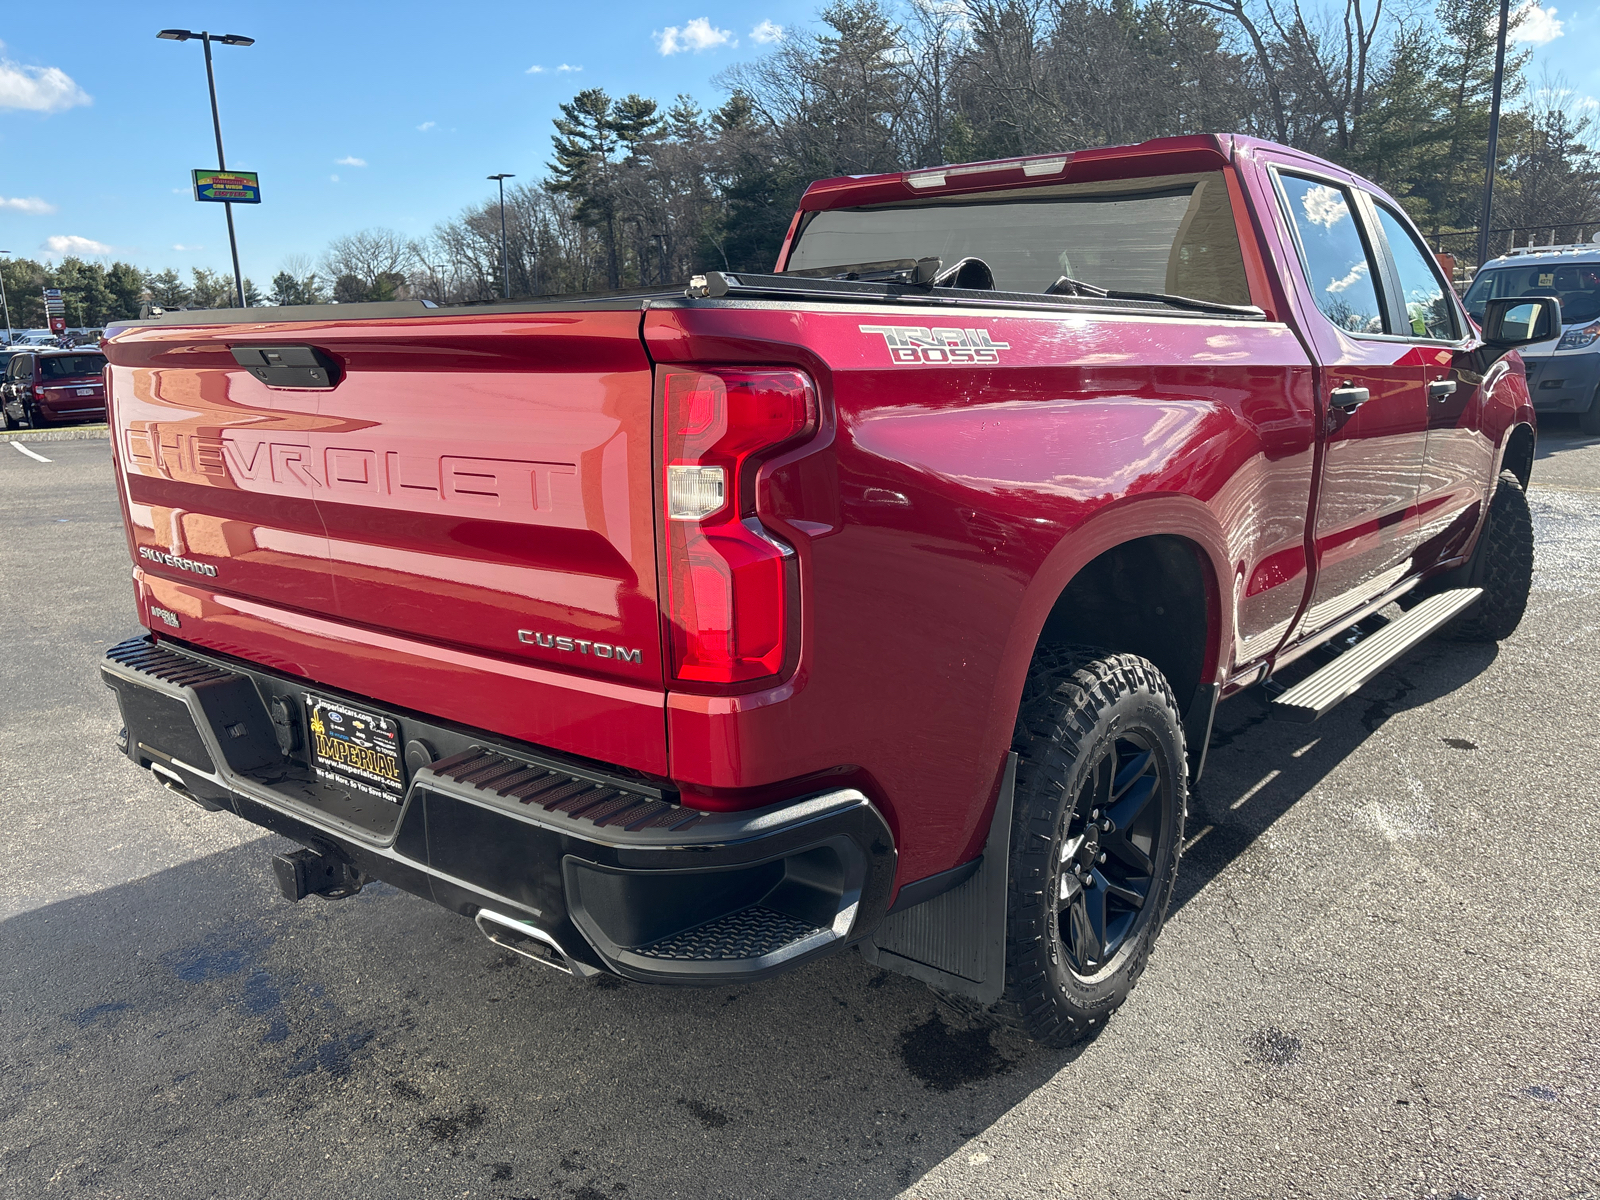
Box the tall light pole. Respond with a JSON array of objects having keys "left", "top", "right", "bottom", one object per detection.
[
  {"left": 1475, "top": 0, "right": 1511, "bottom": 270},
  {"left": 158, "top": 29, "right": 255, "bottom": 308},
  {"left": 0, "top": 251, "right": 12, "bottom": 345},
  {"left": 488, "top": 173, "right": 515, "bottom": 299}
]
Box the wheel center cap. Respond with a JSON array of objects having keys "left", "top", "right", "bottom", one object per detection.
[{"left": 1078, "top": 826, "right": 1101, "bottom": 868}]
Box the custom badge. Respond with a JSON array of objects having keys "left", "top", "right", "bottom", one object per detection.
[{"left": 859, "top": 325, "right": 1011, "bottom": 365}]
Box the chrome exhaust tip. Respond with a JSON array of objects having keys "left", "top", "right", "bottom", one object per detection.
[
  {"left": 474, "top": 909, "right": 590, "bottom": 977},
  {"left": 149, "top": 762, "right": 225, "bottom": 811}
]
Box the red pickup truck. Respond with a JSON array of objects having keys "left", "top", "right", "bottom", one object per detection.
[{"left": 100, "top": 135, "right": 1551, "bottom": 1047}]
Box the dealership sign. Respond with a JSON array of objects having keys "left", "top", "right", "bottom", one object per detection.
[
  {"left": 43, "top": 287, "right": 66, "bottom": 334},
  {"left": 192, "top": 170, "right": 261, "bottom": 204}
]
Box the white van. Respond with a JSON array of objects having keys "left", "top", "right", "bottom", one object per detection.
[{"left": 1465, "top": 239, "right": 1600, "bottom": 433}]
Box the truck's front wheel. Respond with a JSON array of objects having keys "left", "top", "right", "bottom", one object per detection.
[
  {"left": 988, "top": 646, "right": 1187, "bottom": 1047},
  {"left": 1443, "top": 471, "right": 1534, "bottom": 642}
]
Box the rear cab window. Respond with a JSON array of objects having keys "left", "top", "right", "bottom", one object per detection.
[{"left": 784, "top": 170, "right": 1252, "bottom": 306}]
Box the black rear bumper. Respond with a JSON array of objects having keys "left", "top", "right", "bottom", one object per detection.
[{"left": 101, "top": 635, "right": 897, "bottom": 984}]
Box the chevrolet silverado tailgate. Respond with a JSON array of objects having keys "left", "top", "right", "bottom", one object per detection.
[{"left": 104, "top": 306, "right": 667, "bottom": 773}]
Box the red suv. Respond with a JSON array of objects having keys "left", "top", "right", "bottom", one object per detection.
[{"left": 1, "top": 348, "right": 108, "bottom": 428}]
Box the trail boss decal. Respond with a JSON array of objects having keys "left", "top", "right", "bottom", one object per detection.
[{"left": 860, "top": 325, "right": 1011, "bottom": 365}]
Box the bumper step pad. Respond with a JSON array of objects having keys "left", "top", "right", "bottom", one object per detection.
[
  {"left": 427, "top": 747, "right": 700, "bottom": 832},
  {"left": 633, "top": 906, "right": 825, "bottom": 961},
  {"left": 106, "top": 637, "right": 237, "bottom": 688}
]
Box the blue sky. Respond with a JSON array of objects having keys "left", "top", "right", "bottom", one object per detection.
[{"left": 0, "top": 0, "right": 1596, "bottom": 287}]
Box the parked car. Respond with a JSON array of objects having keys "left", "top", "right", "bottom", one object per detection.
[
  {"left": 98, "top": 134, "right": 1541, "bottom": 1046},
  {"left": 1465, "top": 240, "right": 1600, "bottom": 432},
  {"left": 1, "top": 348, "right": 108, "bottom": 428}
]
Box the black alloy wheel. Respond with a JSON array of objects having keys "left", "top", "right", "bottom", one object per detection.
[
  {"left": 976, "top": 645, "right": 1187, "bottom": 1048},
  {"left": 1053, "top": 732, "right": 1168, "bottom": 978}
]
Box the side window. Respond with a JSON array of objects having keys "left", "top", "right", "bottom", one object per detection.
[
  {"left": 1278, "top": 173, "right": 1386, "bottom": 335},
  {"left": 1374, "top": 205, "right": 1458, "bottom": 340}
]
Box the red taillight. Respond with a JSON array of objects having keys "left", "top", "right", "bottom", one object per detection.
[{"left": 662, "top": 369, "right": 816, "bottom": 686}]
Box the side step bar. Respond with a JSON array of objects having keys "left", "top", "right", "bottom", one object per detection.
[{"left": 1270, "top": 588, "right": 1482, "bottom": 723}]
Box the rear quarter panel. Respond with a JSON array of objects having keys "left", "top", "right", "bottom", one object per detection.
[{"left": 648, "top": 302, "right": 1316, "bottom": 882}]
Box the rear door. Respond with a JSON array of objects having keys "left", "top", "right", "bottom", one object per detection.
[
  {"left": 296, "top": 309, "right": 665, "bottom": 687},
  {"left": 1366, "top": 201, "right": 1489, "bottom": 564},
  {"left": 1270, "top": 166, "right": 1430, "bottom": 633}
]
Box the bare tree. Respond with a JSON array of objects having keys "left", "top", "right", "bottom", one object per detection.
[{"left": 321, "top": 229, "right": 417, "bottom": 293}]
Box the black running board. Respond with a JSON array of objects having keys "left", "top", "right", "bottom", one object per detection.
[{"left": 1270, "top": 588, "right": 1482, "bottom": 722}]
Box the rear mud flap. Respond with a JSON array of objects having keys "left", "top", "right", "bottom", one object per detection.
[{"left": 861, "top": 753, "right": 1014, "bottom": 1004}]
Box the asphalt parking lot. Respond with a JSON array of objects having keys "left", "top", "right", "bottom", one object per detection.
[{"left": 2, "top": 425, "right": 1597, "bottom": 1200}]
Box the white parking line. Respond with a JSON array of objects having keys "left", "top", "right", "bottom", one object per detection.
[{"left": 9, "top": 441, "right": 52, "bottom": 463}]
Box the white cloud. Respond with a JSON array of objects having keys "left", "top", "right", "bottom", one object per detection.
[
  {"left": 1326, "top": 260, "right": 1370, "bottom": 294},
  {"left": 171, "top": 243, "right": 202, "bottom": 251},
  {"left": 330, "top": 174, "right": 340, "bottom": 183},
  {"left": 1301, "top": 184, "right": 1349, "bottom": 229},
  {"left": 655, "top": 18, "right": 735, "bottom": 55},
  {"left": 0, "top": 195, "right": 55, "bottom": 214},
  {"left": 416, "top": 120, "right": 436, "bottom": 131},
  {"left": 336, "top": 155, "right": 367, "bottom": 167},
  {"left": 751, "top": 19, "right": 784, "bottom": 44},
  {"left": 42, "top": 235, "right": 111, "bottom": 256},
  {"left": 526, "top": 63, "right": 582, "bottom": 74},
  {"left": 1511, "top": 1, "right": 1564, "bottom": 44},
  {"left": 0, "top": 43, "right": 90, "bottom": 112}
]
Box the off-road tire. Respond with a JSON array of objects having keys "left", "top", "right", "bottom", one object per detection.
[
  {"left": 1580, "top": 388, "right": 1600, "bottom": 436},
  {"left": 976, "top": 645, "right": 1187, "bottom": 1048},
  {"left": 1443, "top": 471, "right": 1534, "bottom": 642}
]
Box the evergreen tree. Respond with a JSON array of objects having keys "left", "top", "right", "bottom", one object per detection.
[
  {"left": 143, "top": 269, "right": 191, "bottom": 309},
  {"left": 548, "top": 89, "right": 624, "bottom": 288},
  {"left": 189, "top": 267, "right": 234, "bottom": 309},
  {"left": 104, "top": 262, "right": 147, "bottom": 321}
]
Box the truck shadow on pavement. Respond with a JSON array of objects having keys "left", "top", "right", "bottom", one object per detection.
[
  {"left": 0, "top": 640, "right": 1496, "bottom": 1200},
  {"left": 1175, "top": 636, "right": 1498, "bottom": 916}
]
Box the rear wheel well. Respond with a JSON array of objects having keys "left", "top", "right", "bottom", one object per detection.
[
  {"left": 1503, "top": 423, "right": 1535, "bottom": 490},
  {"left": 1038, "top": 535, "right": 1211, "bottom": 711}
]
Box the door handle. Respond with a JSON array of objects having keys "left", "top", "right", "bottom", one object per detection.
[
  {"left": 1330, "top": 384, "right": 1370, "bottom": 411},
  {"left": 1428, "top": 378, "right": 1457, "bottom": 402}
]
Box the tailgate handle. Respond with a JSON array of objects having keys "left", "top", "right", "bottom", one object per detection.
[{"left": 231, "top": 345, "right": 341, "bottom": 389}]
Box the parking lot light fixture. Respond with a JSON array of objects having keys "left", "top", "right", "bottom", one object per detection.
[
  {"left": 157, "top": 29, "right": 255, "bottom": 308},
  {"left": 488, "top": 174, "right": 515, "bottom": 299}
]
